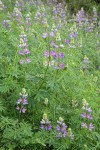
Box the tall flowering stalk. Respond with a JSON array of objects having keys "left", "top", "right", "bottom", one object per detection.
[
  {"left": 26, "top": 13, "right": 32, "bottom": 31},
  {"left": 12, "top": 7, "right": 23, "bottom": 25},
  {"left": 56, "top": 117, "right": 68, "bottom": 138},
  {"left": 40, "top": 114, "right": 52, "bottom": 131},
  {"left": 93, "top": 7, "right": 97, "bottom": 25},
  {"left": 0, "top": 0, "right": 5, "bottom": 11},
  {"left": 56, "top": 117, "right": 74, "bottom": 139},
  {"left": 76, "top": 7, "right": 86, "bottom": 28},
  {"left": 19, "top": 26, "right": 31, "bottom": 64},
  {"left": 15, "top": 0, "right": 25, "bottom": 11},
  {"left": 16, "top": 88, "right": 28, "bottom": 113},
  {"left": 82, "top": 55, "right": 90, "bottom": 70},
  {"left": 81, "top": 99, "right": 94, "bottom": 131},
  {"left": 43, "top": 31, "right": 65, "bottom": 69}
]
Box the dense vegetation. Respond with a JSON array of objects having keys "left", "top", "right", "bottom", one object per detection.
[{"left": 0, "top": 0, "right": 100, "bottom": 150}]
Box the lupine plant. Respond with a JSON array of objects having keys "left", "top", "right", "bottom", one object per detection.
[{"left": 0, "top": 0, "right": 100, "bottom": 150}]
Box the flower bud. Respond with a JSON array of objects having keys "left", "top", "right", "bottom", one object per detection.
[
  {"left": 43, "top": 113, "right": 47, "bottom": 120},
  {"left": 59, "top": 117, "right": 64, "bottom": 122},
  {"left": 22, "top": 88, "right": 26, "bottom": 94},
  {"left": 56, "top": 32, "right": 61, "bottom": 41},
  {"left": 44, "top": 98, "right": 48, "bottom": 106}
]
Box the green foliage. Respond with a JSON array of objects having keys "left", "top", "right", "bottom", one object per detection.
[{"left": 0, "top": 0, "right": 100, "bottom": 149}]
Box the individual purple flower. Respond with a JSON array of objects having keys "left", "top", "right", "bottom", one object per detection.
[
  {"left": 69, "top": 32, "right": 78, "bottom": 39},
  {"left": 24, "top": 49, "right": 30, "bottom": 54},
  {"left": 19, "top": 50, "right": 24, "bottom": 55},
  {"left": 58, "top": 52, "right": 65, "bottom": 58},
  {"left": 50, "top": 31, "right": 55, "bottom": 37},
  {"left": 87, "top": 114, "right": 93, "bottom": 120},
  {"left": 16, "top": 106, "right": 20, "bottom": 110},
  {"left": 26, "top": 58, "right": 31, "bottom": 63},
  {"left": 64, "top": 39, "right": 70, "bottom": 44},
  {"left": 22, "top": 98, "right": 28, "bottom": 105},
  {"left": 51, "top": 41, "right": 59, "bottom": 48},
  {"left": 81, "top": 112, "right": 86, "bottom": 118},
  {"left": 89, "top": 123, "right": 94, "bottom": 131},
  {"left": 50, "top": 50, "right": 57, "bottom": 58},
  {"left": 59, "top": 63, "right": 65, "bottom": 69},
  {"left": 16, "top": 98, "right": 22, "bottom": 104},
  {"left": 21, "top": 107, "right": 27, "bottom": 113},
  {"left": 42, "top": 32, "right": 48, "bottom": 38},
  {"left": 20, "top": 59, "right": 25, "bottom": 64},
  {"left": 86, "top": 107, "right": 92, "bottom": 113},
  {"left": 44, "top": 50, "right": 50, "bottom": 57},
  {"left": 40, "top": 114, "right": 52, "bottom": 131}
]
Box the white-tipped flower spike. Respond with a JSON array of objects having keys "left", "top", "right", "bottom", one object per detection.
[
  {"left": 68, "top": 128, "right": 74, "bottom": 140},
  {"left": 22, "top": 88, "right": 26, "bottom": 94},
  {"left": 20, "top": 88, "right": 28, "bottom": 97},
  {"left": 43, "top": 18, "right": 49, "bottom": 28},
  {"left": 43, "top": 113, "right": 48, "bottom": 120},
  {"left": 83, "top": 55, "right": 89, "bottom": 64},
  {"left": 56, "top": 32, "right": 61, "bottom": 41},
  {"left": 59, "top": 117, "right": 64, "bottom": 122},
  {"left": 44, "top": 98, "right": 48, "bottom": 106},
  {"left": 41, "top": 4, "right": 45, "bottom": 11},
  {"left": 82, "top": 99, "right": 88, "bottom": 107},
  {"left": 0, "top": 0, "right": 5, "bottom": 11}
]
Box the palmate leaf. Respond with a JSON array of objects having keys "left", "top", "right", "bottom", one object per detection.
[{"left": 0, "top": 101, "right": 6, "bottom": 113}]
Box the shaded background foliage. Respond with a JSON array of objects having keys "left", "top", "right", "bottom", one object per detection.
[{"left": 2, "top": 0, "right": 100, "bottom": 13}]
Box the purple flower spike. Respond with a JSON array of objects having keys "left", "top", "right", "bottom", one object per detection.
[
  {"left": 81, "top": 100, "right": 94, "bottom": 131},
  {"left": 40, "top": 114, "right": 52, "bottom": 131},
  {"left": 16, "top": 88, "right": 28, "bottom": 113},
  {"left": 56, "top": 117, "right": 68, "bottom": 138}
]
